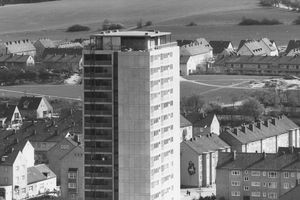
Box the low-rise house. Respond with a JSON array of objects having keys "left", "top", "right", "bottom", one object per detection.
[
  {"left": 181, "top": 134, "right": 230, "bottom": 188},
  {"left": 33, "top": 38, "right": 56, "bottom": 59},
  {"left": 0, "top": 140, "right": 57, "bottom": 200},
  {"left": 219, "top": 115, "right": 300, "bottom": 153},
  {"left": 209, "top": 40, "right": 235, "bottom": 57},
  {"left": 186, "top": 113, "right": 220, "bottom": 136},
  {"left": 47, "top": 135, "right": 84, "bottom": 200},
  {"left": 0, "top": 104, "right": 22, "bottom": 129},
  {"left": 213, "top": 55, "right": 300, "bottom": 75},
  {"left": 285, "top": 40, "right": 300, "bottom": 55},
  {"left": 180, "top": 115, "right": 193, "bottom": 142},
  {"left": 18, "top": 96, "right": 53, "bottom": 119},
  {"left": 179, "top": 38, "right": 213, "bottom": 75},
  {"left": 58, "top": 42, "right": 83, "bottom": 49},
  {"left": 41, "top": 48, "right": 82, "bottom": 58},
  {"left": 42, "top": 54, "right": 83, "bottom": 73},
  {"left": 216, "top": 149, "right": 300, "bottom": 200},
  {"left": 0, "top": 54, "right": 35, "bottom": 68},
  {"left": 4, "top": 40, "right": 36, "bottom": 57},
  {"left": 237, "top": 38, "right": 278, "bottom": 56},
  {"left": 286, "top": 48, "right": 300, "bottom": 56}
]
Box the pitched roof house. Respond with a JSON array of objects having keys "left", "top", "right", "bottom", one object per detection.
[
  {"left": 285, "top": 40, "right": 300, "bottom": 55},
  {"left": 34, "top": 38, "right": 56, "bottom": 58},
  {"left": 220, "top": 115, "right": 299, "bottom": 153},
  {"left": 209, "top": 40, "right": 235, "bottom": 56},
  {"left": 0, "top": 104, "right": 22, "bottom": 129},
  {"left": 179, "top": 38, "right": 213, "bottom": 75},
  {"left": 17, "top": 96, "right": 53, "bottom": 119},
  {"left": 0, "top": 54, "right": 35, "bottom": 67},
  {"left": 237, "top": 38, "right": 278, "bottom": 56},
  {"left": 4, "top": 39, "right": 36, "bottom": 57},
  {"left": 186, "top": 113, "right": 220, "bottom": 136},
  {"left": 180, "top": 115, "right": 193, "bottom": 142},
  {"left": 181, "top": 134, "right": 230, "bottom": 188}
]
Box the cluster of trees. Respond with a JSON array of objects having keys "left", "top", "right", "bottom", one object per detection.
[
  {"left": 181, "top": 94, "right": 265, "bottom": 121},
  {"left": 0, "top": 0, "right": 56, "bottom": 6},
  {"left": 66, "top": 24, "right": 90, "bottom": 32},
  {"left": 239, "top": 17, "right": 282, "bottom": 25},
  {"left": 259, "top": 0, "right": 300, "bottom": 10},
  {"left": 0, "top": 67, "right": 59, "bottom": 85},
  {"left": 102, "top": 19, "right": 124, "bottom": 30},
  {"left": 136, "top": 19, "right": 153, "bottom": 28}
]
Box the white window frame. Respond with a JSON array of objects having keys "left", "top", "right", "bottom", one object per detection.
[{"left": 231, "top": 191, "right": 240, "bottom": 197}]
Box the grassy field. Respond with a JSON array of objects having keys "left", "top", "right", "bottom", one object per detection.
[{"left": 181, "top": 75, "right": 272, "bottom": 103}]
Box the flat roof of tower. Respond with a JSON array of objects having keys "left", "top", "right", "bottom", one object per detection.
[{"left": 91, "top": 30, "right": 171, "bottom": 37}]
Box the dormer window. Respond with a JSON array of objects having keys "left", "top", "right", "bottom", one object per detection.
[{"left": 23, "top": 101, "right": 29, "bottom": 109}]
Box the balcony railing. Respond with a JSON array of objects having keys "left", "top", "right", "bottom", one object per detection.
[{"left": 85, "top": 147, "right": 112, "bottom": 153}]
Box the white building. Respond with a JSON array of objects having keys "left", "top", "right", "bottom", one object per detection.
[
  {"left": 179, "top": 38, "right": 213, "bottom": 75},
  {"left": 83, "top": 30, "right": 180, "bottom": 200}
]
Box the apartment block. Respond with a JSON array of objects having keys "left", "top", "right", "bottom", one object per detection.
[
  {"left": 83, "top": 30, "right": 180, "bottom": 200},
  {"left": 217, "top": 148, "right": 300, "bottom": 200}
]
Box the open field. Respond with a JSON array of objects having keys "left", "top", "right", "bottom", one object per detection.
[
  {"left": 180, "top": 75, "right": 273, "bottom": 103},
  {"left": 0, "top": 84, "right": 82, "bottom": 101}
]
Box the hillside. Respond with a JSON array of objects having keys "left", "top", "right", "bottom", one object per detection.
[{"left": 0, "top": 0, "right": 256, "bottom": 35}]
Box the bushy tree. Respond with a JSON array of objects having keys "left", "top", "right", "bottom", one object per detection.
[
  {"left": 239, "top": 97, "right": 265, "bottom": 120},
  {"left": 181, "top": 94, "right": 205, "bottom": 114}
]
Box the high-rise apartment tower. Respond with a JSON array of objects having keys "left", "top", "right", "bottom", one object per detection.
[{"left": 83, "top": 30, "right": 180, "bottom": 200}]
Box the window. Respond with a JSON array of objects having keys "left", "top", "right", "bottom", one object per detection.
[
  {"left": 22, "top": 175, "right": 25, "bottom": 180},
  {"left": 251, "top": 171, "right": 260, "bottom": 176},
  {"left": 251, "top": 182, "right": 261, "bottom": 187},
  {"left": 263, "top": 182, "right": 267, "bottom": 187},
  {"left": 268, "top": 171, "right": 277, "bottom": 178},
  {"left": 15, "top": 166, "right": 19, "bottom": 171},
  {"left": 22, "top": 188, "right": 26, "bottom": 194},
  {"left": 245, "top": 170, "right": 248, "bottom": 174},
  {"left": 268, "top": 182, "right": 277, "bottom": 189},
  {"left": 283, "top": 183, "right": 289, "bottom": 189},
  {"left": 68, "top": 183, "right": 77, "bottom": 189},
  {"left": 4, "top": 177, "right": 8, "bottom": 183},
  {"left": 231, "top": 181, "right": 240, "bottom": 186},
  {"left": 251, "top": 192, "right": 260, "bottom": 197},
  {"left": 244, "top": 186, "right": 249, "bottom": 191},
  {"left": 263, "top": 192, "right": 266, "bottom": 197},
  {"left": 244, "top": 176, "right": 249, "bottom": 181},
  {"left": 291, "top": 172, "right": 295, "bottom": 177},
  {"left": 231, "top": 170, "right": 240, "bottom": 176},
  {"left": 231, "top": 191, "right": 240, "bottom": 196},
  {"left": 263, "top": 171, "right": 266, "bottom": 176},
  {"left": 284, "top": 172, "right": 289, "bottom": 178},
  {"left": 29, "top": 186, "right": 33, "bottom": 191},
  {"left": 268, "top": 192, "right": 277, "bottom": 199},
  {"left": 68, "top": 172, "right": 77, "bottom": 179},
  {"left": 14, "top": 113, "right": 19, "bottom": 119}
]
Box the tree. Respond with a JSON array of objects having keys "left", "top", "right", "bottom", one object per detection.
[
  {"left": 239, "top": 97, "right": 265, "bottom": 120},
  {"left": 181, "top": 94, "right": 205, "bottom": 115},
  {"left": 202, "top": 102, "right": 222, "bottom": 114}
]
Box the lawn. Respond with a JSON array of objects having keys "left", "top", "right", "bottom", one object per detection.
[
  {"left": 0, "top": 84, "right": 83, "bottom": 101},
  {"left": 180, "top": 75, "right": 271, "bottom": 103}
]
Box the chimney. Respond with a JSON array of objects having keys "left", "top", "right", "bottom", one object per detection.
[
  {"left": 241, "top": 125, "right": 247, "bottom": 133},
  {"left": 264, "top": 120, "right": 269, "bottom": 127},
  {"left": 256, "top": 121, "right": 262, "bottom": 129},
  {"left": 249, "top": 123, "right": 254, "bottom": 131},
  {"left": 232, "top": 150, "right": 237, "bottom": 160},
  {"left": 271, "top": 118, "right": 276, "bottom": 126},
  {"left": 233, "top": 128, "right": 238, "bottom": 135}
]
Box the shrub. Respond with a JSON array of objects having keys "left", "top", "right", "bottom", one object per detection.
[
  {"left": 145, "top": 20, "right": 153, "bottom": 26},
  {"left": 186, "top": 21, "right": 197, "bottom": 26},
  {"left": 102, "top": 19, "right": 124, "bottom": 30},
  {"left": 66, "top": 24, "right": 90, "bottom": 32},
  {"left": 259, "top": 0, "right": 275, "bottom": 7},
  {"left": 239, "top": 17, "right": 282, "bottom": 25},
  {"left": 293, "top": 16, "right": 300, "bottom": 24}
]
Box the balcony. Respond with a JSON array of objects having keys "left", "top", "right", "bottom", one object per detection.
[
  {"left": 85, "top": 147, "right": 112, "bottom": 153},
  {"left": 85, "top": 110, "right": 112, "bottom": 116},
  {"left": 85, "top": 184, "right": 112, "bottom": 190},
  {"left": 85, "top": 160, "right": 112, "bottom": 166},
  {"left": 85, "top": 172, "right": 112, "bottom": 178},
  {"left": 84, "top": 98, "right": 112, "bottom": 103}
]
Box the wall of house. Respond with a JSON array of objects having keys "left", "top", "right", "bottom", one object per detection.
[
  {"left": 0, "top": 185, "right": 12, "bottom": 200},
  {"left": 262, "top": 136, "right": 277, "bottom": 153},
  {"left": 191, "top": 51, "right": 213, "bottom": 71},
  {"left": 31, "top": 141, "right": 56, "bottom": 152},
  {"left": 216, "top": 169, "right": 230, "bottom": 200},
  {"left": 10, "top": 106, "right": 22, "bottom": 129},
  {"left": 22, "top": 142, "right": 34, "bottom": 167},
  {"left": 12, "top": 152, "right": 28, "bottom": 200},
  {"left": 203, "top": 153, "right": 210, "bottom": 187},
  {"left": 26, "top": 56, "right": 35, "bottom": 66},
  {"left": 180, "top": 126, "right": 193, "bottom": 142},
  {"left": 246, "top": 140, "right": 261, "bottom": 153},
  {"left": 210, "top": 115, "right": 220, "bottom": 135},
  {"left": 237, "top": 45, "right": 252, "bottom": 56},
  {"left": 180, "top": 144, "right": 200, "bottom": 187},
  {"left": 37, "top": 98, "right": 53, "bottom": 119},
  {"left": 0, "top": 165, "right": 13, "bottom": 185},
  {"left": 277, "top": 133, "right": 290, "bottom": 150},
  {"left": 180, "top": 63, "right": 188, "bottom": 76},
  {"left": 219, "top": 132, "right": 243, "bottom": 152},
  {"left": 60, "top": 146, "right": 84, "bottom": 200}
]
